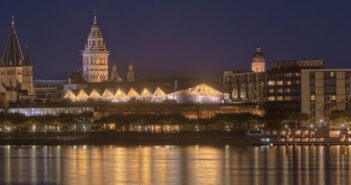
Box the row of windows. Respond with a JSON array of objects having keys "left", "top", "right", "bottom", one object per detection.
[
  {"left": 310, "top": 95, "right": 337, "bottom": 101},
  {"left": 268, "top": 88, "right": 298, "bottom": 94},
  {"left": 267, "top": 96, "right": 297, "bottom": 101},
  {"left": 268, "top": 73, "right": 300, "bottom": 78},
  {"left": 267, "top": 80, "right": 300, "bottom": 86}
]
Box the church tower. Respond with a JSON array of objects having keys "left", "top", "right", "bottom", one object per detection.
[
  {"left": 127, "top": 63, "right": 135, "bottom": 82},
  {"left": 21, "top": 46, "right": 35, "bottom": 96},
  {"left": 82, "top": 15, "right": 109, "bottom": 83},
  {"left": 251, "top": 45, "right": 266, "bottom": 73},
  {"left": 110, "top": 64, "right": 122, "bottom": 81},
  {"left": 0, "top": 17, "right": 35, "bottom": 102}
]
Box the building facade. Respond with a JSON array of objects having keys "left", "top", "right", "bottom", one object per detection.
[
  {"left": 223, "top": 71, "right": 266, "bottom": 103},
  {"left": 0, "top": 18, "right": 35, "bottom": 103},
  {"left": 34, "top": 80, "right": 65, "bottom": 99},
  {"left": 223, "top": 46, "right": 327, "bottom": 114},
  {"left": 82, "top": 15, "right": 109, "bottom": 83},
  {"left": 223, "top": 46, "right": 267, "bottom": 103},
  {"left": 301, "top": 69, "right": 351, "bottom": 122},
  {"left": 266, "top": 59, "right": 325, "bottom": 112}
]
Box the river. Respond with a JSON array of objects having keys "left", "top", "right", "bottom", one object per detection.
[{"left": 0, "top": 145, "right": 349, "bottom": 185}]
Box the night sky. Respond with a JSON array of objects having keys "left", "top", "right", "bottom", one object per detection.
[{"left": 0, "top": 0, "right": 350, "bottom": 80}]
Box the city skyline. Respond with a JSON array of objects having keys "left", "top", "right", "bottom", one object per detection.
[{"left": 0, "top": 0, "right": 351, "bottom": 80}]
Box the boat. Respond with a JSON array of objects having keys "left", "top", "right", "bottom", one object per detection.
[{"left": 246, "top": 123, "right": 351, "bottom": 145}]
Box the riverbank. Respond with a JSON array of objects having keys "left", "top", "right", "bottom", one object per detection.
[{"left": 0, "top": 131, "right": 250, "bottom": 145}]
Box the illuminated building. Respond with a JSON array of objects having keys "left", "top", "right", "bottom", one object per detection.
[
  {"left": 82, "top": 15, "right": 109, "bottom": 82},
  {"left": 251, "top": 46, "right": 266, "bottom": 72},
  {"left": 167, "top": 84, "right": 223, "bottom": 103},
  {"left": 223, "top": 71, "right": 266, "bottom": 104},
  {"left": 126, "top": 63, "right": 135, "bottom": 82},
  {"left": 223, "top": 45, "right": 327, "bottom": 113},
  {"left": 34, "top": 80, "right": 65, "bottom": 99},
  {"left": 266, "top": 59, "right": 325, "bottom": 112},
  {"left": 110, "top": 64, "right": 122, "bottom": 81},
  {"left": 95, "top": 103, "right": 263, "bottom": 120},
  {"left": 0, "top": 17, "right": 35, "bottom": 103},
  {"left": 63, "top": 83, "right": 223, "bottom": 104},
  {"left": 5, "top": 106, "right": 94, "bottom": 117},
  {"left": 301, "top": 69, "right": 351, "bottom": 122}
]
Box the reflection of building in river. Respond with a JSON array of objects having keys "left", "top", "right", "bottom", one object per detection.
[{"left": 3, "top": 145, "right": 349, "bottom": 185}]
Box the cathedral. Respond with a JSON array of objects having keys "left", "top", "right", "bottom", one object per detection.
[
  {"left": 0, "top": 18, "right": 35, "bottom": 104},
  {"left": 81, "top": 15, "right": 135, "bottom": 83},
  {"left": 63, "top": 15, "right": 224, "bottom": 104}
]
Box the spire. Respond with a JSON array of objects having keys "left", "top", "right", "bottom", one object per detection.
[
  {"left": 128, "top": 62, "right": 134, "bottom": 69},
  {"left": 23, "top": 45, "right": 32, "bottom": 66},
  {"left": 1, "top": 17, "right": 24, "bottom": 66},
  {"left": 127, "top": 62, "right": 135, "bottom": 82},
  {"left": 83, "top": 13, "right": 106, "bottom": 52},
  {"left": 110, "top": 64, "right": 121, "bottom": 81},
  {"left": 11, "top": 16, "right": 15, "bottom": 29},
  {"left": 93, "top": 9, "right": 97, "bottom": 25},
  {"left": 256, "top": 45, "right": 262, "bottom": 53}
]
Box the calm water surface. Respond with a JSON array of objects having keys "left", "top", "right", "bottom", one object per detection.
[{"left": 0, "top": 145, "right": 350, "bottom": 185}]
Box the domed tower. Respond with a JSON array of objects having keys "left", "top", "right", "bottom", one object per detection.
[
  {"left": 251, "top": 45, "right": 266, "bottom": 73},
  {"left": 82, "top": 15, "right": 109, "bottom": 82},
  {"left": 127, "top": 62, "right": 135, "bottom": 82}
]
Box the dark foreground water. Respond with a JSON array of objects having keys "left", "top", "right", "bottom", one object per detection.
[{"left": 0, "top": 145, "right": 350, "bottom": 185}]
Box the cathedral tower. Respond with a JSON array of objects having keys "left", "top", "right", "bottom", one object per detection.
[
  {"left": 0, "top": 17, "right": 35, "bottom": 102},
  {"left": 110, "top": 64, "right": 122, "bottom": 81},
  {"left": 251, "top": 46, "right": 266, "bottom": 73},
  {"left": 82, "top": 15, "right": 109, "bottom": 82},
  {"left": 127, "top": 63, "right": 135, "bottom": 82}
]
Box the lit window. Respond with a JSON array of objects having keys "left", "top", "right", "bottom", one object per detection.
[
  {"left": 268, "top": 89, "right": 274, "bottom": 93},
  {"left": 268, "top": 96, "right": 275, "bottom": 101},
  {"left": 284, "top": 96, "right": 292, "bottom": 100},
  {"left": 276, "top": 96, "right": 283, "bottom": 101},
  {"left": 330, "top": 96, "right": 336, "bottom": 101},
  {"left": 310, "top": 95, "right": 315, "bottom": 101},
  {"left": 330, "top": 72, "right": 335, "bottom": 77},
  {"left": 276, "top": 81, "right": 283, "bottom": 85},
  {"left": 240, "top": 91, "right": 246, "bottom": 99},
  {"left": 276, "top": 89, "right": 283, "bottom": 93},
  {"left": 232, "top": 89, "right": 238, "bottom": 98},
  {"left": 268, "top": 81, "right": 275, "bottom": 86},
  {"left": 286, "top": 81, "right": 292, "bottom": 85},
  {"left": 284, "top": 73, "right": 292, "bottom": 77}
]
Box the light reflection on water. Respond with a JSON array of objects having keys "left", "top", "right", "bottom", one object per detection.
[{"left": 1, "top": 145, "right": 351, "bottom": 185}]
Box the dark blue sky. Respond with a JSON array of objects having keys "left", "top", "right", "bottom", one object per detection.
[{"left": 0, "top": 0, "right": 350, "bottom": 80}]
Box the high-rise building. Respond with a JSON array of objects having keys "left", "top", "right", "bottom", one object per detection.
[
  {"left": 266, "top": 59, "right": 325, "bottom": 112},
  {"left": 0, "top": 17, "right": 35, "bottom": 102},
  {"left": 82, "top": 15, "right": 109, "bottom": 83},
  {"left": 127, "top": 63, "right": 135, "bottom": 82},
  {"left": 251, "top": 46, "right": 266, "bottom": 73},
  {"left": 301, "top": 69, "right": 351, "bottom": 122}
]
